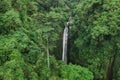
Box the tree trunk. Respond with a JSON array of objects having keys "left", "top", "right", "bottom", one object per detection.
[
  {"left": 106, "top": 48, "right": 117, "bottom": 80},
  {"left": 47, "top": 38, "right": 50, "bottom": 68}
]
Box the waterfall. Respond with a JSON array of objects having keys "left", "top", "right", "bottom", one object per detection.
[
  {"left": 62, "top": 10, "right": 73, "bottom": 64},
  {"left": 62, "top": 23, "right": 69, "bottom": 64}
]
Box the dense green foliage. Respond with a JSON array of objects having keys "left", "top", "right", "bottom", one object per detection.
[
  {"left": 0, "top": 0, "right": 120, "bottom": 80},
  {"left": 70, "top": 0, "right": 120, "bottom": 80}
]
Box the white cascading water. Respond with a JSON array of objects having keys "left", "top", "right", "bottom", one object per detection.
[{"left": 62, "top": 24, "right": 69, "bottom": 64}]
